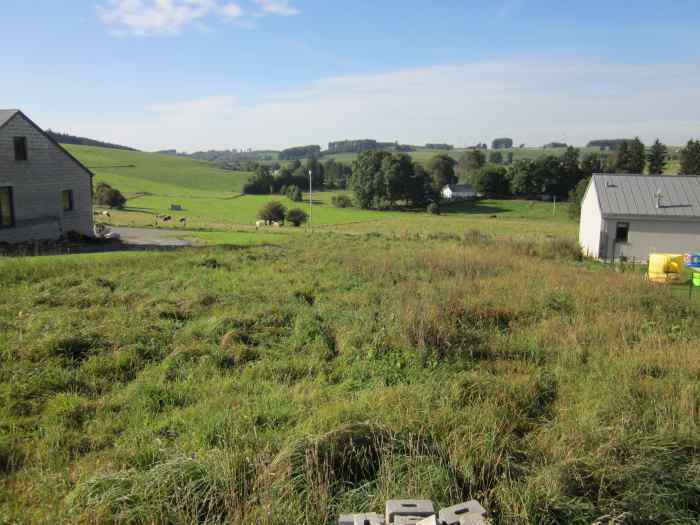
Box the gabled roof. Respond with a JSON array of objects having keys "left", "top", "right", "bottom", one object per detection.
[
  {"left": 592, "top": 173, "right": 700, "bottom": 219},
  {"left": 0, "top": 109, "right": 19, "bottom": 129},
  {"left": 0, "top": 109, "right": 93, "bottom": 178}
]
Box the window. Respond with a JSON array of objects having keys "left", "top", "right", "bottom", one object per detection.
[
  {"left": 0, "top": 187, "right": 15, "bottom": 228},
  {"left": 62, "top": 189, "right": 74, "bottom": 212},
  {"left": 615, "top": 222, "right": 630, "bottom": 243},
  {"left": 13, "top": 137, "right": 27, "bottom": 161}
]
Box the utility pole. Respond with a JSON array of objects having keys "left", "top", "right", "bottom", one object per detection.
[{"left": 308, "top": 169, "right": 313, "bottom": 233}]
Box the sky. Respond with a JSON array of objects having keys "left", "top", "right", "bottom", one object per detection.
[{"left": 3, "top": 0, "right": 700, "bottom": 152}]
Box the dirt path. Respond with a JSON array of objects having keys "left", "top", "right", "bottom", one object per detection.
[{"left": 111, "top": 227, "right": 195, "bottom": 247}]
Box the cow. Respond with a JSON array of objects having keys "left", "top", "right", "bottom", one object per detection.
[{"left": 255, "top": 220, "right": 266, "bottom": 230}]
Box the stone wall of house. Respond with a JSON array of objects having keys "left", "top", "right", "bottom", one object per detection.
[{"left": 0, "top": 113, "right": 93, "bottom": 243}]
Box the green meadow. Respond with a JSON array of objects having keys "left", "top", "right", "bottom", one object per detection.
[
  {"left": 65, "top": 144, "right": 577, "bottom": 241},
  {"left": 2, "top": 232, "right": 700, "bottom": 524},
  {"left": 2, "top": 145, "right": 697, "bottom": 524}
]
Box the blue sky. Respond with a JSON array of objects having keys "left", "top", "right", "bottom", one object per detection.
[{"left": 4, "top": 0, "right": 700, "bottom": 151}]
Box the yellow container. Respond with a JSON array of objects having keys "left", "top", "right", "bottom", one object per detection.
[{"left": 648, "top": 253, "right": 686, "bottom": 283}]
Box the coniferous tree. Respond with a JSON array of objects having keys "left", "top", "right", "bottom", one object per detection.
[
  {"left": 647, "top": 139, "right": 668, "bottom": 174},
  {"left": 680, "top": 139, "right": 700, "bottom": 175},
  {"left": 615, "top": 138, "right": 645, "bottom": 173},
  {"left": 615, "top": 141, "right": 631, "bottom": 173},
  {"left": 628, "top": 137, "right": 646, "bottom": 173}
]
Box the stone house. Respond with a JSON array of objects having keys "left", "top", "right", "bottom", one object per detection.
[{"left": 0, "top": 110, "right": 94, "bottom": 243}]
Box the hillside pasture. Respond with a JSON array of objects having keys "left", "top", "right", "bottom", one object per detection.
[{"left": 66, "top": 145, "right": 250, "bottom": 196}]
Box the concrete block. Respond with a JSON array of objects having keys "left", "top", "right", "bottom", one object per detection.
[
  {"left": 338, "top": 514, "right": 385, "bottom": 525},
  {"left": 386, "top": 500, "right": 435, "bottom": 523},
  {"left": 393, "top": 516, "right": 427, "bottom": 525},
  {"left": 458, "top": 513, "right": 488, "bottom": 525},
  {"left": 439, "top": 501, "right": 487, "bottom": 525}
]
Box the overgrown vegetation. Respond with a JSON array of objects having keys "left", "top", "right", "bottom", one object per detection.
[
  {"left": 1, "top": 233, "right": 699, "bottom": 523},
  {"left": 93, "top": 181, "right": 127, "bottom": 208}
]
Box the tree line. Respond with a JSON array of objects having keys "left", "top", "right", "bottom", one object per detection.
[
  {"left": 279, "top": 145, "right": 322, "bottom": 161},
  {"left": 349, "top": 152, "right": 457, "bottom": 209},
  {"left": 242, "top": 158, "right": 352, "bottom": 195},
  {"left": 47, "top": 130, "right": 137, "bottom": 152}
]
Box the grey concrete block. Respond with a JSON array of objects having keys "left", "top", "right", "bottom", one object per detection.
[
  {"left": 338, "top": 514, "right": 385, "bottom": 525},
  {"left": 393, "top": 516, "right": 427, "bottom": 525},
  {"left": 439, "top": 501, "right": 487, "bottom": 524},
  {"left": 458, "top": 513, "right": 488, "bottom": 525},
  {"left": 386, "top": 500, "right": 435, "bottom": 523}
]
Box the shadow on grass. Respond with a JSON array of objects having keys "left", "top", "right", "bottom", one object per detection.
[{"left": 439, "top": 200, "right": 508, "bottom": 215}]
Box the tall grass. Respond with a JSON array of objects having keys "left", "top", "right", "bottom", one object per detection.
[{"left": 1, "top": 234, "right": 699, "bottom": 523}]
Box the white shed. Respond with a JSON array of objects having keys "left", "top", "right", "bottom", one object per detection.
[
  {"left": 579, "top": 174, "right": 700, "bottom": 261},
  {"left": 441, "top": 184, "right": 476, "bottom": 200}
]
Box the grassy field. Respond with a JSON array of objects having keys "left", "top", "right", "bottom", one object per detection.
[
  {"left": 65, "top": 145, "right": 251, "bottom": 196},
  {"left": 65, "top": 145, "right": 577, "bottom": 242},
  {"left": 2, "top": 145, "right": 699, "bottom": 523},
  {"left": 2, "top": 232, "right": 700, "bottom": 524}
]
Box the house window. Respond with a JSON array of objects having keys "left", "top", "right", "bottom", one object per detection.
[
  {"left": 615, "top": 222, "right": 630, "bottom": 243},
  {"left": 13, "top": 137, "right": 28, "bottom": 161},
  {"left": 62, "top": 190, "right": 74, "bottom": 212},
  {"left": 0, "top": 187, "right": 15, "bottom": 228}
]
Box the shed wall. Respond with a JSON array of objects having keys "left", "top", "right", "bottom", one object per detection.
[{"left": 578, "top": 182, "right": 603, "bottom": 258}]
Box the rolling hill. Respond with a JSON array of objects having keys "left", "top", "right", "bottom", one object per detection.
[{"left": 65, "top": 144, "right": 252, "bottom": 197}]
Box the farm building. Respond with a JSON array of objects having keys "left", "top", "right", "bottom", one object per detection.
[
  {"left": 579, "top": 174, "right": 700, "bottom": 261},
  {"left": 441, "top": 184, "right": 476, "bottom": 200},
  {"left": 0, "top": 110, "right": 93, "bottom": 243}
]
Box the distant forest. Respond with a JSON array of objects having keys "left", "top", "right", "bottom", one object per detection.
[{"left": 46, "top": 130, "right": 137, "bottom": 151}]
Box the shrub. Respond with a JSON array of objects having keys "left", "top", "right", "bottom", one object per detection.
[
  {"left": 285, "top": 185, "right": 303, "bottom": 202},
  {"left": 93, "top": 182, "right": 126, "bottom": 209},
  {"left": 286, "top": 208, "right": 308, "bottom": 227},
  {"left": 427, "top": 202, "right": 440, "bottom": 215},
  {"left": 331, "top": 194, "right": 353, "bottom": 208},
  {"left": 257, "top": 201, "right": 286, "bottom": 223}
]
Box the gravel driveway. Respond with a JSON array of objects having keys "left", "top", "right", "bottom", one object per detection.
[{"left": 111, "top": 227, "right": 194, "bottom": 247}]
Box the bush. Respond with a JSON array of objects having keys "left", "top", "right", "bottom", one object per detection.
[
  {"left": 286, "top": 208, "right": 308, "bottom": 227},
  {"left": 331, "top": 194, "right": 353, "bottom": 208},
  {"left": 427, "top": 202, "right": 440, "bottom": 215},
  {"left": 257, "top": 201, "right": 286, "bottom": 223},
  {"left": 93, "top": 182, "right": 126, "bottom": 209},
  {"left": 285, "top": 185, "right": 303, "bottom": 202}
]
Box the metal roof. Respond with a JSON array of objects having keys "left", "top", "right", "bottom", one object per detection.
[
  {"left": 0, "top": 110, "right": 19, "bottom": 129},
  {"left": 447, "top": 184, "right": 475, "bottom": 192},
  {"left": 592, "top": 173, "right": 700, "bottom": 219}
]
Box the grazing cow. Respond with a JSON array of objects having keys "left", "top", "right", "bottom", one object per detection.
[
  {"left": 179, "top": 217, "right": 187, "bottom": 227},
  {"left": 161, "top": 215, "right": 172, "bottom": 222},
  {"left": 255, "top": 220, "right": 266, "bottom": 229},
  {"left": 271, "top": 221, "right": 282, "bottom": 228},
  {"left": 101, "top": 211, "right": 111, "bottom": 219}
]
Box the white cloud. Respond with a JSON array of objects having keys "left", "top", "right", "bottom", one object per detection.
[
  {"left": 97, "top": 0, "right": 295, "bottom": 35},
  {"left": 255, "top": 0, "right": 299, "bottom": 16},
  {"left": 56, "top": 60, "right": 700, "bottom": 151},
  {"left": 220, "top": 2, "right": 244, "bottom": 19}
]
